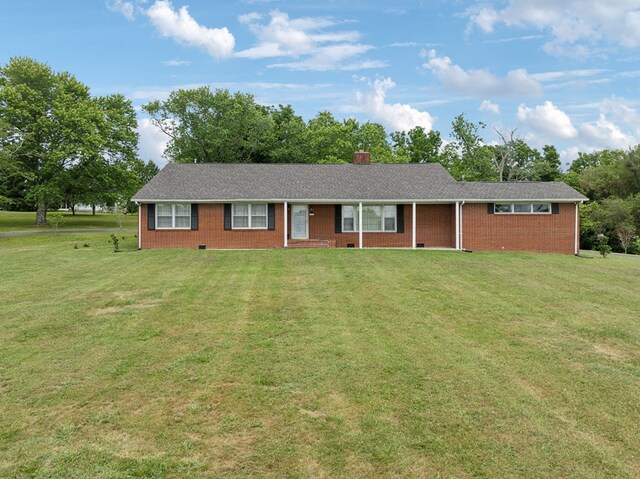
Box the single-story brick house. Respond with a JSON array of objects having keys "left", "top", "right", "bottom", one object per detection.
[{"left": 132, "top": 151, "right": 588, "bottom": 254}]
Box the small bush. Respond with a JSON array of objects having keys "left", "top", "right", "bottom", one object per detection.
[
  {"left": 109, "top": 234, "right": 120, "bottom": 252},
  {"left": 595, "top": 234, "right": 612, "bottom": 258},
  {"left": 47, "top": 212, "right": 65, "bottom": 232},
  {"left": 73, "top": 243, "right": 79, "bottom": 249},
  {"left": 83, "top": 243, "right": 90, "bottom": 248}
]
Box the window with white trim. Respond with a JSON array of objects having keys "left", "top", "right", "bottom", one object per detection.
[
  {"left": 156, "top": 203, "right": 191, "bottom": 229},
  {"left": 342, "top": 205, "right": 397, "bottom": 232},
  {"left": 342, "top": 205, "right": 359, "bottom": 232},
  {"left": 232, "top": 203, "right": 268, "bottom": 229},
  {"left": 494, "top": 203, "right": 551, "bottom": 214}
]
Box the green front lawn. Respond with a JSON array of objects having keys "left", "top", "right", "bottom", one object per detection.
[
  {"left": 0, "top": 210, "right": 137, "bottom": 232},
  {"left": 1, "top": 235, "right": 639, "bottom": 478}
]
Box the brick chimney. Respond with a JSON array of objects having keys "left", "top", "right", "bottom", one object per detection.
[{"left": 352, "top": 150, "right": 371, "bottom": 165}]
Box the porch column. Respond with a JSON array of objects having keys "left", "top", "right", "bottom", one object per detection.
[
  {"left": 137, "top": 202, "right": 141, "bottom": 250},
  {"left": 455, "top": 201, "right": 460, "bottom": 250},
  {"left": 412, "top": 202, "right": 416, "bottom": 249},
  {"left": 459, "top": 202, "right": 464, "bottom": 250},
  {"left": 574, "top": 203, "right": 579, "bottom": 255},
  {"left": 358, "top": 202, "right": 363, "bottom": 249},
  {"left": 284, "top": 201, "right": 288, "bottom": 247}
]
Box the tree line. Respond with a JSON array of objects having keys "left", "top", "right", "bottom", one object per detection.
[
  {"left": 567, "top": 149, "right": 640, "bottom": 253},
  {"left": 143, "top": 87, "right": 563, "bottom": 183},
  {"left": 1, "top": 57, "right": 638, "bottom": 253},
  {"left": 0, "top": 57, "right": 158, "bottom": 224}
]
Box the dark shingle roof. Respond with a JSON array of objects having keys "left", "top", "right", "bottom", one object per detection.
[
  {"left": 456, "top": 181, "right": 588, "bottom": 201},
  {"left": 132, "top": 163, "right": 587, "bottom": 202}
]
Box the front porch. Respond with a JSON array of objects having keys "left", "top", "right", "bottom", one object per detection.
[{"left": 283, "top": 202, "right": 462, "bottom": 250}]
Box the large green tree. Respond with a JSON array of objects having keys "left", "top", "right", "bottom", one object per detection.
[
  {"left": 442, "top": 114, "right": 497, "bottom": 181},
  {"left": 0, "top": 58, "right": 140, "bottom": 224},
  {"left": 143, "top": 87, "right": 275, "bottom": 164},
  {"left": 531, "top": 145, "right": 562, "bottom": 181},
  {"left": 265, "top": 104, "right": 308, "bottom": 163},
  {"left": 391, "top": 126, "right": 442, "bottom": 164}
]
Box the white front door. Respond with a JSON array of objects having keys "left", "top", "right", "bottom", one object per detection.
[{"left": 291, "top": 204, "right": 309, "bottom": 239}]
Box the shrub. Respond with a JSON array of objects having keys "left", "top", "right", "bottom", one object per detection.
[
  {"left": 47, "top": 212, "right": 65, "bottom": 232},
  {"left": 109, "top": 233, "right": 120, "bottom": 252},
  {"left": 595, "top": 234, "right": 612, "bottom": 258}
]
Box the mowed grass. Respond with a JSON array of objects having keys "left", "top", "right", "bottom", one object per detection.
[
  {"left": 0, "top": 210, "right": 137, "bottom": 232},
  {"left": 1, "top": 235, "right": 639, "bottom": 478}
]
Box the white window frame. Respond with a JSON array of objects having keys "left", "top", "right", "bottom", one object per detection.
[
  {"left": 342, "top": 205, "right": 359, "bottom": 232},
  {"left": 342, "top": 204, "right": 397, "bottom": 232},
  {"left": 494, "top": 203, "right": 552, "bottom": 215},
  {"left": 156, "top": 203, "right": 191, "bottom": 229},
  {"left": 232, "top": 203, "right": 268, "bottom": 230}
]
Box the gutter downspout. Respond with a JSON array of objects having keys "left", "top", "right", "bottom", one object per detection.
[
  {"left": 284, "top": 201, "right": 288, "bottom": 248},
  {"left": 137, "top": 201, "right": 141, "bottom": 250},
  {"left": 412, "top": 202, "right": 417, "bottom": 249},
  {"left": 575, "top": 201, "right": 582, "bottom": 256},
  {"left": 459, "top": 201, "right": 465, "bottom": 251},
  {"left": 455, "top": 201, "right": 460, "bottom": 250},
  {"left": 358, "top": 202, "right": 363, "bottom": 249}
]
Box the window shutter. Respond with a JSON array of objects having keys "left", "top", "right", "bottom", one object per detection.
[
  {"left": 551, "top": 203, "right": 560, "bottom": 214},
  {"left": 396, "top": 204, "right": 404, "bottom": 233},
  {"left": 224, "top": 204, "right": 232, "bottom": 230},
  {"left": 267, "top": 203, "right": 276, "bottom": 230},
  {"left": 335, "top": 205, "right": 342, "bottom": 233},
  {"left": 147, "top": 204, "right": 156, "bottom": 230},
  {"left": 191, "top": 204, "right": 198, "bottom": 230},
  {"left": 487, "top": 203, "right": 494, "bottom": 214}
]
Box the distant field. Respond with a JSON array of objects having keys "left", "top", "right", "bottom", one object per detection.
[
  {"left": 0, "top": 210, "right": 137, "bottom": 232},
  {"left": 0, "top": 235, "right": 639, "bottom": 478}
]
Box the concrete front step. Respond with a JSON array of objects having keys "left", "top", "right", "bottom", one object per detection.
[{"left": 287, "top": 239, "right": 336, "bottom": 248}]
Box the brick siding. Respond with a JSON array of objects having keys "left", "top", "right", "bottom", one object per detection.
[
  {"left": 140, "top": 203, "right": 284, "bottom": 249},
  {"left": 140, "top": 202, "right": 577, "bottom": 254},
  {"left": 461, "top": 202, "right": 577, "bottom": 254}
]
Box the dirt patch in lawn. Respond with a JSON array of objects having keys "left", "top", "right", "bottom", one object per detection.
[{"left": 593, "top": 343, "right": 627, "bottom": 360}]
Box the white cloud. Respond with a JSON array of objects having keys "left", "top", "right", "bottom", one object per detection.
[
  {"left": 575, "top": 97, "right": 640, "bottom": 149},
  {"left": 137, "top": 118, "right": 170, "bottom": 166},
  {"left": 579, "top": 114, "right": 635, "bottom": 149},
  {"left": 560, "top": 146, "right": 583, "bottom": 165},
  {"left": 163, "top": 58, "right": 190, "bottom": 66},
  {"left": 389, "top": 41, "right": 418, "bottom": 48},
  {"left": 145, "top": 1, "right": 235, "bottom": 59},
  {"left": 530, "top": 69, "right": 607, "bottom": 82},
  {"left": 351, "top": 78, "right": 434, "bottom": 132},
  {"left": 598, "top": 96, "right": 640, "bottom": 129},
  {"left": 422, "top": 50, "right": 543, "bottom": 96},
  {"left": 517, "top": 101, "right": 578, "bottom": 139},
  {"left": 269, "top": 44, "right": 386, "bottom": 71},
  {"left": 518, "top": 97, "right": 639, "bottom": 154},
  {"left": 236, "top": 10, "right": 379, "bottom": 71},
  {"left": 479, "top": 100, "right": 500, "bottom": 114},
  {"left": 466, "top": 1, "right": 640, "bottom": 56},
  {"left": 106, "top": 0, "right": 135, "bottom": 20}
]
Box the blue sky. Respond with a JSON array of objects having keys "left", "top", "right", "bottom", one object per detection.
[{"left": 2, "top": 1, "right": 640, "bottom": 167}]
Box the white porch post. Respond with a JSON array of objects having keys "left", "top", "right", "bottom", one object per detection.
[
  {"left": 574, "top": 203, "right": 579, "bottom": 255},
  {"left": 455, "top": 201, "right": 460, "bottom": 250},
  {"left": 284, "top": 201, "right": 288, "bottom": 247},
  {"left": 412, "top": 202, "right": 417, "bottom": 249},
  {"left": 358, "top": 202, "right": 363, "bottom": 249},
  {"left": 137, "top": 202, "right": 141, "bottom": 250},
  {"left": 459, "top": 202, "right": 464, "bottom": 250}
]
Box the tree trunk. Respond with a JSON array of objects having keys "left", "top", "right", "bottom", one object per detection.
[
  {"left": 92, "top": 204, "right": 96, "bottom": 216},
  {"left": 71, "top": 204, "right": 76, "bottom": 215},
  {"left": 36, "top": 202, "right": 47, "bottom": 225}
]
